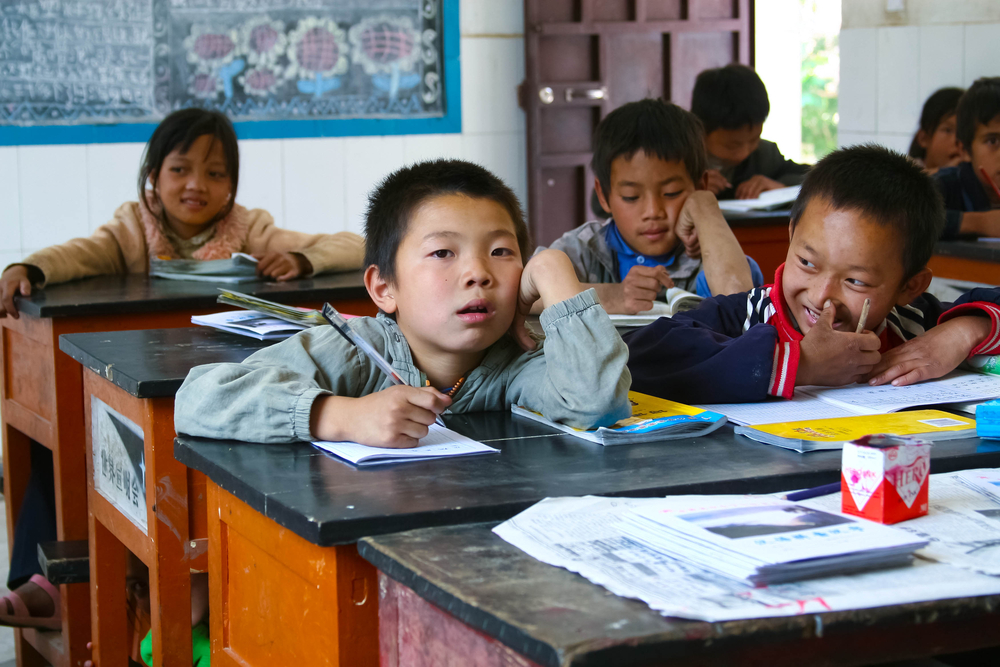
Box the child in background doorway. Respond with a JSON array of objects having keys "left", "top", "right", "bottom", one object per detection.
[
  {"left": 692, "top": 64, "right": 810, "bottom": 200},
  {"left": 908, "top": 87, "right": 965, "bottom": 174}
]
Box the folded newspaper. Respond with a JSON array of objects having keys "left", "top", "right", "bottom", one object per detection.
[
  {"left": 493, "top": 480, "right": 1000, "bottom": 621},
  {"left": 216, "top": 289, "right": 326, "bottom": 327},
  {"left": 191, "top": 310, "right": 307, "bottom": 340}
]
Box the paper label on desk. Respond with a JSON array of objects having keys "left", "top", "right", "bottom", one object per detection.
[{"left": 92, "top": 397, "right": 147, "bottom": 534}]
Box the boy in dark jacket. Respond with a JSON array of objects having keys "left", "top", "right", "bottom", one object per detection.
[
  {"left": 692, "top": 64, "right": 809, "bottom": 200},
  {"left": 934, "top": 77, "right": 1000, "bottom": 239},
  {"left": 625, "top": 145, "right": 1000, "bottom": 404}
]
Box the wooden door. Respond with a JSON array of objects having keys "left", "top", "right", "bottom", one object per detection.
[{"left": 523, "top": 0, "right": 754, "bottom": 247}]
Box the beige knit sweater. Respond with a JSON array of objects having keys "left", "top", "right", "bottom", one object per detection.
[{"left": 12, "top": 201, "right": 365, "bottom": 287}]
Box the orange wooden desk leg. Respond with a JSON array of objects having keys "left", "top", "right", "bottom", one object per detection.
[
  {"left": 147, "top": 398, "right": 195, "bottom": 667},
  {"left": 90, "top": 512, "right": 129, "bottom": 667},
  {"left": 207, "top": 482, "right": 379, "bottom": 666}
]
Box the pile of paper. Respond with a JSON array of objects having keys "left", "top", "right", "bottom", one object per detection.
[
  {"left": 150, "top": 253, "right": 259, "bottom": 283},
  {"left": 216, "top": 289, "right": 326, "bottom": 327},
  {"left": 956, "top": 469, "right": 1000, "bottom": 505},
  {"left": 617, "top": 496, "right": 925, "bottom": 586},
  {"left": 493, "top": 472, "right": 1000, "bottom": 621}
]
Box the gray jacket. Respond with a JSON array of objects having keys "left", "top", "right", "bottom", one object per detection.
[
  {"left": 539, "top": 219, "right": 703, "bottom": 292},
  {"left": 174, "top": 290, "right": 632, "bottom": 443}
]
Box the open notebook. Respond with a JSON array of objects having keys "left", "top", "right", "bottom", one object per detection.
[
  {"left": 608, "top": 288, "right": 703, "bottom": 327},
  {"left": 698, "top": 371, "right": 1000, "bottom": 426},
  {"left": 313, "top": 423, "right": 498, "bottom": 466}
]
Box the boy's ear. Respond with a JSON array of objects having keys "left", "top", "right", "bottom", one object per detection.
[
  {"left": 896, "top": 267, "right": 933, "bottom": 307},
  {"left": 364, "top": 265, "right": 398, "bottom": 314},
  {"left": 593, "top": 178, "right": 612, "bottom": 214},
  {"left": 915, "top": 129, "right": 930, "bottom": 150}
]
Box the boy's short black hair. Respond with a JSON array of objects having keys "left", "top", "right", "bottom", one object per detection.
[
  {"left": 691, "top": 64, "right": 770, "bottom": 134},
  {"left": 365, "top": 159, "right": 529, "bottom": 284},
  {"left": 591, "top": 99, "right": 706, "bottom": 198},
  {"left": 790, "top": 144, "right": 944, "bottom": 280},
  {"left": 956, "top": 77, "right": 1000, "bottom": 151},
  {"left": 908, "top": 87, "right": 964, "bottom": 159}
]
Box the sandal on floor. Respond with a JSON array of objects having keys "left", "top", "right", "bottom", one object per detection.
[{"left": 0, "top": 574, "right": 61, "bottom": 630}]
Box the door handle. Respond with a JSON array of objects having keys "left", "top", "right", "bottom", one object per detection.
[
  {"left": 565, "top": 87, "right": 606, "bottom": 102},
  {"left": 538, "top": 86, "right": 554, "bottom": 104}
]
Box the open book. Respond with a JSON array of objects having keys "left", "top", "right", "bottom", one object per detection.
[
  {"left": 717, "top": 185, "right": 801, "bottom": 213},
  {"left": 608, "top": 287, "right": 703, "bottom": 327},
  {"left": 699, "top": 370, "right": 1000, "bottom": 426},
  {"left": 216, "top": 289, "right": 326, "bottom": 327},
  {"left": 312, "top": 423, "right": 498, "bottom": 466},
  {"left": 734, "top": 410, "right": 975, "bottom": 453},
  {"left": 191, "top": 310, "right": 307, "bottom": 340},
  {"left": 513, "top": 391, "right": 726, "bottom": 445},
  {"left": 150, "top": 253, "right": 259, "bottom": 283}
]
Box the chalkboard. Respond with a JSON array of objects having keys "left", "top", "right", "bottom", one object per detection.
[{"left": 0, "top": 0, "right": 459, "bottom": 144}]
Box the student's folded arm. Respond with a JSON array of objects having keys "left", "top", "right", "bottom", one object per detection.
[
  {"left": 244, "top": 210, "right": 365, "bottom": 275},
  {"left": 623, "top": 315, "right": 779, "bottom": 404},
  {"left": 956, "top": 210, "right": 1000, "bottom": 239},
  {"left": 938, "top": 287, "right": 1000, "bottom": 356},
  {"left": 19, "top": 214, "right": 133, "bottom": 287},
  {"left": 174, "top": 328, "right": 369, "bottom": 444},
  {"left": 506, "top": 289, "right": 631, "bottom": 429},
  {"left": 686, "top": 193, "right": 753, "bottom": 295}
]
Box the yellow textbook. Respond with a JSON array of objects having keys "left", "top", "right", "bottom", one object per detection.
[
  {"left": 512, "top": 392, "right": 726, "bottom": 445},
  {"left": 734, "top": 410, "right": 975, "bottom": 452}
]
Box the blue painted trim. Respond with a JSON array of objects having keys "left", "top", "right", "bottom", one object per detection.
[{"left": 0, "top": 0, "right": 461, "bottom": 146}]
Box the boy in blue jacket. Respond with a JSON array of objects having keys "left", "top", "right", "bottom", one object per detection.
[{"left": 625, "top": 144, "right": 1000, "bottom": 404}]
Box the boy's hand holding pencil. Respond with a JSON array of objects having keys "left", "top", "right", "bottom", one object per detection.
[
  {"left": 797, "top": 300, "right": 882, "bottom": 387},
  {"left": 310, "top": 387, "right": 451, "bottom": 449}
]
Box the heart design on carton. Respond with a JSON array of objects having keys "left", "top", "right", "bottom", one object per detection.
[
  {"left": 842, "top": 445, "right": 882, "bottom": 512},
  {"left": 887, "top": 456, "right": 929, "bottom": 508}
]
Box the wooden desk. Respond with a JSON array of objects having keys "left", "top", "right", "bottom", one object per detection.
[
  {"left": 726, "top": 210, "right": 790, "bottom": 281},
  {"left": 930, "top": 241, "right": 1000, "bottom": 284},
  {"left": 60, "top": 328, "right": 281, "bottom": 666},
  {"left": 360, "top": 522, "right": 1000, "bottom": 667},
  {"left": 0, "top": 273, "right": 371, "bottom": 667},
  {"left": 173, "top": 417, "right": 1000, "bottom": 667}
]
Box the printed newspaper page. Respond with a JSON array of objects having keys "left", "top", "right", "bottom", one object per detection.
[{"left": 493, "top": 494, "right": 1000, "bottom": 622}]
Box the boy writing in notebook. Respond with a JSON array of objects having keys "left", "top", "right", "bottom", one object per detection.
[
  {"left": 175, "top": 160, "right": 631, "bottom": 448},
  {"left": 692, "top": 64, "right": 810, "bottom": 200},
  {"left": 934, "top": 77, "right": 1000, "bottom": 239},
  {"left": 625, "top": 145, "right": 1000, "bottom": 404},
  {"left": 538, "top": 98, "right": 760, "bottom": 315}
]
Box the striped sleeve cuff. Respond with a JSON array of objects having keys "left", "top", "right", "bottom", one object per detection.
[
  {"left": 768, "top": 340, "right": 800, "bottom": 399},
  {"left": 939, "top": 302, "right": 1000, "bottom": 356}
]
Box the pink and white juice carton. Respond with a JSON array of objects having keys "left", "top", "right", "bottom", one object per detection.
[{"left": 841, "top": 434, "right": 930, "bottom": 524}]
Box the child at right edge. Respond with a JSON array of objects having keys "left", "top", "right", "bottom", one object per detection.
[{"left": 624, "top": 144, "right": 1000, "bottom": 404}]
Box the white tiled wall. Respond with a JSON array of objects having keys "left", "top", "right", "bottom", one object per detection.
[
  {"left": 838, "top": 22, "right": 1000, "bottom": 151},
  {"left": 0, "top": 0, "right": 527, "bottom": 263}
]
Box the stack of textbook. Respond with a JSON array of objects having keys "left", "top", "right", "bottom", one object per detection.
[
  {"left": 150, "top": 253, "right": 259, "bottom": 283},
  {"left": 618, "top": 495, "right": 928, "bottom": 586},
  {"left": 215, "top": 289, "right": 326, "bottom": 326},
  {"left": 191, "top": 310, "right": 307, "bottom": 340}
]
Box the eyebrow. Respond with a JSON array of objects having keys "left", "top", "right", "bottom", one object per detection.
[
  {"left": 801, "top": 243, "right": 875, "bottom": 274},
  {"left": 617, "top": 176, "right": 684, "bottom": 187},
  {"left": 422, "top": 229, "right": 517, "bottom": 242}
]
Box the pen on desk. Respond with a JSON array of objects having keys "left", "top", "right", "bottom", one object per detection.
[
  {"left": 783, "top": 482, "right": 842, "bottom": 502},
  {"left": 981, "top": 167, "right": 1000, "bottom": 203},
  {"left": 321, "top": 303, "right": 445, "bottom": 427},
  {"left": 855, "top": 298, "right": 871, "bottom": 334}
]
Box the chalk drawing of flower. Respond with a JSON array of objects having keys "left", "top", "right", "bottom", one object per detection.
[
  {"left": 240, "top": 67, "right": 282, "bottom": 97},
  {"left": 239, "top": 17, "right": 287, "bottom": 67},
  {"left": 185, "top": 24, "right": 245, "bottom": 100},
  {"left": 285, "top": 16, "right": 347, "bottom": 80},
  {"left": 189, "top": 72, "right": 222, "bottom": 99},
  {"left": 185, "top": 24, "right": 238, "bottom": 69},
  {"left": 349, "top": 15, "right": 422, "bottom": 99}
]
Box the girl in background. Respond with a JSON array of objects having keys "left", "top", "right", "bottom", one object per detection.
[{"left": 909, "top": 87, "right": 965, "bottom": 174}]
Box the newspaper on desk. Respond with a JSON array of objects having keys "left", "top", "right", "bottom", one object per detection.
[
  {"left": 493, "top": 478, "right": 1000, "bottom": 622},
  {"left": 798, "top": 470, "right": 1000, "bottom": 576}
]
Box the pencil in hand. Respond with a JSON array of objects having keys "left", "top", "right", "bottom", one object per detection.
[{"left": 855, "top": 298, "right": 871, "bottom": 334}]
